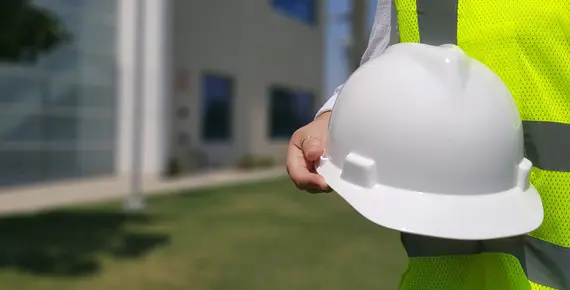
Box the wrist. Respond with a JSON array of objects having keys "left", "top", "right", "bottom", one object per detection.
[{"left": 315, "top": 111, "right": 331, "bottom": 122}]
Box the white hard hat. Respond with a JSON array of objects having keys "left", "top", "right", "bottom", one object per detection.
[{"left": 317, "top": 43, "right": 543, "bottom": 240}]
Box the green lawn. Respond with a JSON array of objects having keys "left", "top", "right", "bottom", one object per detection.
[{"left": 0, "top": 178, "right": 407, "bottom": 290}]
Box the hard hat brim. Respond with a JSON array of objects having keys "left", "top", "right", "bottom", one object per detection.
[{"left": 316, "top": 157, "right": 544, "bottom": 240}]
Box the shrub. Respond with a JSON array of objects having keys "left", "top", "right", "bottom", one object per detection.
[{"left": 236, "top": 155, "right": 276, "bottom": 170}]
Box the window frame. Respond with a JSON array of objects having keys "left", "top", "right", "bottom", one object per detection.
[
  {"left": 270, "top": 0, "right": 318, "bottom": 26},
  {"left": 267, "top": 84, "right": 317, "bottom": 140},
  {"left": 199, "top": 72, "right": 235, "bottom": 143}
]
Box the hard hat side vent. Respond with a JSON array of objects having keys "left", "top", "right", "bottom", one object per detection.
[
  {"left": 517, "top": 158, "right": 533, "bottom": 191},
  {"left": 340, "top": 153, "right": 377, "bottom": 189}
]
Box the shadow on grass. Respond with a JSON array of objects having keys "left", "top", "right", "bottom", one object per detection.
[{"left": 0, "top": 210, "right": 170, "bottom": 277}]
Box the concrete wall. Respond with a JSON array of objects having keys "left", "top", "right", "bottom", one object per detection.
[{"left": 171, "top": 0, "right": 324, "bottom": 169}]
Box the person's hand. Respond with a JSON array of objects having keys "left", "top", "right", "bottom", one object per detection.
[{"left": 286, "top": 112, "right": 332, "bottom": 193}]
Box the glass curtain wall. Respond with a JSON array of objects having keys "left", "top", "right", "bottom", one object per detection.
[{"left": 0, "top": 0, "right": 118, "bottom": 186}]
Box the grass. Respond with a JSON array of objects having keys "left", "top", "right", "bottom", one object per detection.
[{"left": 0, "top": 178, "right": 407, "bottom": 290}]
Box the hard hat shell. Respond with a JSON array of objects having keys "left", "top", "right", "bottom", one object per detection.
[{"left": 317, "top": 43, "right": 543, "bottom": 240}]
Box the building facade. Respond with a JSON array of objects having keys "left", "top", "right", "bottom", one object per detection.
[
  {"left": 0, "top": 0, "right": 119, "bottom": 186},
  {"left": 171, "top": 0, "right": 324, "bottom": 171},
  {"left": 0, "top": 0, "right": 323, "bottom": 188}
]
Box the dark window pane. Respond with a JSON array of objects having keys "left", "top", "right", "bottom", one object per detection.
[
  {"left": 45, "top": 150, "right": 81, "bottom": 180},
  {"left": 0, "top": 72, "right": 45, "bottom": 105},
  {"left": 201, "top": 74, "right": 233, "bottom": 141},
  {"left": 76, "top": 114, "right": 115, "bottom": 143},
  {"left": 0, "top": 111, "right": 44, "bottom": 142},
  {"left": 79, "top": 84, "right": 116, "bottom": 108},
  {"left": 47, "top": 82, "right": 117, "bottom": 108},
  {"left": 271, "top": 0, "right": 316, "bottom": 25},
  {"left": 76, "top": 149, "right": 115, "bottom": 177},
  {"left": 36, "top": 45, "right": 80, "bottom": 73},
  {"left": 0, "top": 151, "right": 44, "bottom": 186},
  {"left": 45, "top": 114, "right": 79, "bottom": 142},
  {"left": 269, "top": 86, "right": 315, "bottom": 139}
]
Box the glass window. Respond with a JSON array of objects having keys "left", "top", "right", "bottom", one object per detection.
[
  {"left": 44, "top": 114, "right": 79, "bottom": 142},
  {"left": 76, "top": 149, "right": 115, "bottom": 176},
  {"left": 0, "top": 71, "right": 45, "bottom": 105},
  {"left": 45, "top": 150, "right": 81, "bottom": 180},
  {"left": 0, "top": 0, "right": 117, "bottom": 187},
  {"left": 0, "top": 151, "right": 44, "bottom": 186},
  {"left": 268, "top": 86, "right": 315, "bottom": 139},
  {"left": 201, "top": 74, "right": 233, "bottom": 142},
  {"left": 0, "top": 112, "right": 44, "bottom": 142},
  {"left": 271, "top": 0, "right": 317, "bottom": 25},
  {"left": 46, "top": 82, "right": 117, "bottom": 108},
  {"left": 76, "top": 113, "right": 115, "bottom": 144}
]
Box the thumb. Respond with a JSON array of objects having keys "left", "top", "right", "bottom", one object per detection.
[{"left": 301, "top": 137, "right": 324, "bottom": 162}]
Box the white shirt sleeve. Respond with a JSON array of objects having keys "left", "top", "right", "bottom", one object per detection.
[{"left": 316, "top": 0, "right": 396, "bottom": 118}]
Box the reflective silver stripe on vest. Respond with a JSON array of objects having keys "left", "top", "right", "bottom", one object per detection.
[
  {"left": 416, "top": 0, "right": 458, "bottom": 45},
  {"left": 401, "top": 233, "right": 528, "bottom": 274},
  {"left": 402, "top": 233, "right": 570, "bottom": 289},
  {"left": 526, "top": 236, "right": 570, "bottom": 289},
  {"left": 524, "top": 121, "right": 570, "bottom": 172}
]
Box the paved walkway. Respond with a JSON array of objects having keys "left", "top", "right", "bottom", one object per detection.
[{"left": 0, "top": 168, "right": 287, "bottom": 216}]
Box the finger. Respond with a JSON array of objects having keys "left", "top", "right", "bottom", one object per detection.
[
  {"left": 307, "top": 188, "right": 325, "bottom": 194},
  {"left": 287, "top": 155, "right": 327, "bottom": 189},
  {"left": 287, "top": 145, "right": 329, "bottom": 190},
  {"left": 301, "top": 137, "right": 324, "bottom": 162},
  {"left": 307, "top": 186, "right": 333, "bottom": 194}
]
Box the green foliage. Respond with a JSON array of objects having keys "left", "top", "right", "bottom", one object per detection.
[
  {"left": 164, "top": 149, "right": 210, "bottom": 178},
  {"left": 165, "top": 157, "right": 183, "bottom": 178},
  {"left": 236, "top": 154, "right": 276, "bottom": 170},
  {"left": 0, "top": 0, "right": 71, "bottom": 63}
]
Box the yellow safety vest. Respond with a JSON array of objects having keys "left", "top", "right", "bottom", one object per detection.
[{"left": 393, "top": 0, "right": 570, "bottom": 289}]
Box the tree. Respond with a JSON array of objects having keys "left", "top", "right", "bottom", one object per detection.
[{"left": 0, "top": 0, "right": 71, "bottom": 63}]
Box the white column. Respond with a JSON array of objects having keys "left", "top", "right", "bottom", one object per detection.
[
  {"left": 116, "top": 0, "right": 138, "bottom": 176},
  {"left": 141, "top": 0, "right": 171, "bottom": 177},
  {"left": 116, "top": 0, "right": 171, "bottom": 178}
]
